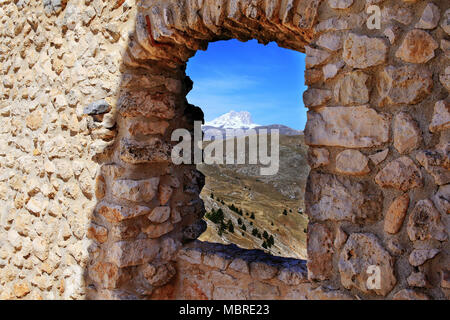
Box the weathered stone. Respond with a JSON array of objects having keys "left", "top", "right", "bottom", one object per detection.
[
  {"left": 384, "top": 194, "right": 409, "bottom": 234},
  {"left": 395, "top": 29, "right": 438, "bottom": 63},
  {"left": 119, "top": 138, "right": 171, "bottom": 164},
  {"left": 322, "top": 61, "right": 344, "bottom": 80},
  {"left": 393, "top": 289, "right": 429, "bottom": 300},
  {"left": 334, "top": 227, "right": 348, "bottom": 249},
  {"left": 303, "top": 88, "right": 332, "bottom": 108},
  {"left": 336, "top": 149, "right": 370, "bottom": 176},
  {"left": 440, "top": 9, "right": 450, "bottom": 35},
  {"left": 441, "top": 270, "right": 450, "bottom": 289},
  {"left": 84, "top": 100, "right": 110, "bottom": 115},
  {"left": 139, "top": 262, "right": 176, "bottom": 287},
  {"left": 328, "top": 0, "right": 353, "bottom": 9},
  {"left": 369, "top": 149, "right": 389, "bottom": 166},
  {"left": 386, "top": 238, "right": 404, "bottom": 256},
  {"left": 306, "top": 172, "right": 383, "bottom": 223},
  {"left": 334, "top": 71, "right": 370, "bottom": 105},
  {"left": 88, "top": 262, "right": 125, "bottom": 289},
  {"left": 307, "top": 223, "right": 333, "bottom": 281},
  {"left": 415, "top": 3, "right": 440, "bottom": 29},
  {"left": 177, "top": 248, "right": 202, "bottom": 265},
  {"left": 248, "top": 281, "right": 280, "bottom": 299},
  {"left": 143, "top": 221, "right": 174, "bottom": 238},
  {"left": 228, "top": 258, "right": 249, "bottom": 274},
  {"left": 87, "top": 223, "right": 108, "bottom": 243},
  {"left": 182, "top": 220, "right": 207, "bottom": 241},
  {"left": 118, "top": 92, "right": 176, "bottom": 120},
  {"left": 440, "top": 66, "right": 450, "bottom": 91},
  {"left": 430, "top": 100, "right": 450, "bottom": 133},
  {"left": 108, "top": 239, "right": 160, "bottom": 268},
  {"left": 407, "top": 271, "right": 428, "bottom": 287},
  {"left": 203, "top": 252, "right": 231, "bottom": 271},
  {"left": 277, "top": 264, "right": 307, "bottom": 285},
  {"left": 382, "top": 4, "right": 414, "bottom": 25},
  {"left": 13, "top": 282, "right": 30, "bottom": 298},
  {"left": 393, "top": 112, "right": 421, "bottom": 154},
  {"left": 338, "top": 233, "right": 396, "bottom": 296},
  {"left": 26, "top": 110, "right": 43, "bottom": 130},
  {"left": 111, "top": 178, "right": 160, "bottom": 203},
  {"left": 305, "top": 46, "right": 331, "bottom": 68},
  {"left": 158, "top": 184, "right": 173, "bottom": 206},
  {"left": 375, "top": 157, "right": 423, "bottom": 191},
  {"left": 316, "top": 32, "right": 343, "bottom": 51},
  {"left": 407, "top": 200, "right": 447, "bottom": 242},
  {"left": 378, "top": 65, "right": 433, "bottom": 106},
  {"left": 97, "top": 202, "right": 153, "bottom": 223},
  {"left": 304, "top": 106, "right": 390, "bottom": 148},
  {"left": 307, "top": 147, "right": 330, "bottom": 169},
  {"left": 383, "top": 25, "right": 400, "bottom": 44},
  {"left": 409, "top": 248, "right": 440, "bottom": 266},
  {"left": 249, "top": 261, "right": 278, "bottom": 280},
  {"left": 433, "top": 184, "right": 450, "bottom": 215},
  {"left": 343, "top": 33, "right": 387, "bottom": 69},
  {"left": 148, "top": 206, "right": 170, "bottom": 223},
  {"left": 128, "top": 119, "right": 170, "bottom": 136},
  {"left": 416, "top": 150, "right": 450, "bottom": 185}
]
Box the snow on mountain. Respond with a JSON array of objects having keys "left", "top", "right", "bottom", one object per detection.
[
  {"left": 202, "top": 111, "right": 303, "bottom": 140},
  {"left": 204, "top": 111, "right": 260, "bottom": 129}
]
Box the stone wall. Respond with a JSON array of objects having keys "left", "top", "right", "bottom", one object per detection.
[{"left": 0, "top": 0, "right": 448, "bottom": 300}]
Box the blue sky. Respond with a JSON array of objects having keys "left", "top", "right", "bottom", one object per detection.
[{"left": 186, "top": 39, "right": 307, "bottom": 130}]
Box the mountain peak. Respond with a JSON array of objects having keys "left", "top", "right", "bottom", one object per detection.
[{"left": 205, "top": 110, "right": 259, "bottom": 129}]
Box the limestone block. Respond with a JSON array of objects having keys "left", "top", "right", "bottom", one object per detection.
[
  {"left": 395, "top": 29, "right": 438, "bottom": 63},
  {"left": 384, "top": 194, "right": 409, "bottom": 234},
  {"left": 416, "top": 150, "right": 450, "bottom": 185},
  {"left": 108, "top": 239, "right": 160, "bottom": 268},
  {"left": 393, "top": 112, "right": 421, "bottom": 154},
  {"left": 306, "top": 172, "right": 383, "bottom": 222},
  {"left": 429, "top": 100, "right": 450, "bottom": 133},
  {"left": 111, "top": 178, "right": 160, "bottom": 203},
  {"left": 378, "top": 65, "right": 433, "bottom": 106},
  {"left": 343, "top": 33, "right": 387, "bottom": 69},
  {"left": 375, "top": 157, "right": 423, "bottom": 191},
  {"left": 336, "top": 149, "right": 370, "bottom": 176},
  {"left": 334, "top": 71, "right": 370, "bottom": 106},
  {"left": 338, "top": 233, "right": 396, "bottom": 296},
  {"left": 307, "top": 223, "right": 333, "bottom": 281},
  {"left": 415, "top": 3, "right": 440, "bottom": 29},
  {"left": 407, "top": 199, "right": 447, "bottom": 242},
  {"left": 304, "top": 106, "right": 390, "bottom": 148},
  {"left": 409, "top": 248, "right": 440, "bottom": 267}
]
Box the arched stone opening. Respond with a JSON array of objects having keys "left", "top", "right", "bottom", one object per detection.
[
  {"left": 87, "top": 0, "right": 449, "bottom": 300},
  {"left": 1, "top": 0, "right": 448, "bottom": 301},
  {"left": 86, "top": 0, "right": 320, "bottom": 299}
]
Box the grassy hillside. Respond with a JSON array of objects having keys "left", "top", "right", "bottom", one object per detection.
[{"left": 197, "top": 134, "right": 309, "bottom": 259}]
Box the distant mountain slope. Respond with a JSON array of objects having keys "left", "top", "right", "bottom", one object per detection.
[
  {"left": 205, "top": 110, "right": 260, "bottom": 129},
  {"left": 203, "top": 111, "right": 302, "bottom": 140},
  {"left": 197, "top": 134, "right": 309, "bottom": 259}
]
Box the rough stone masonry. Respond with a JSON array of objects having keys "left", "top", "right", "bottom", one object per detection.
[{"left": 0, "top": 0, "right": 448, "bottom": 300}]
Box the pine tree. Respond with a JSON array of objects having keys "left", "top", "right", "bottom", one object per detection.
[
  {"left": 263, "top": 230, "right": 269, "bottom": 240},
  {"left": 211, "top": 193, "right": 214, "bottom": 199},
  {"left": 283, "top": 209, "right": 288, "bottom": 215},
  {"left": 262, "top": 241, "right": 267, "bottom": 249},
  {"left": 227, "top": 219, "right": 234, "bottom": 233},
  {"left": 237, "top": 217, "right": 242, "bottom": 225},
  {"left": 250, "top": 212, "right": 255, "bottom": 219}
]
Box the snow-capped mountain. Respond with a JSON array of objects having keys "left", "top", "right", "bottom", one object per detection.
[
  {"left": 204, "top": 111, "right": 260, "bottom": 129},
  {"left": 202, "top": 111, "right": 303, "bottom": 140}
]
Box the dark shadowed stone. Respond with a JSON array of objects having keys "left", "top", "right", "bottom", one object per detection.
[
  {"left": 83, "top": 100, "right": 110, "bottom": 115},
  {"left": 407, "top": 199, "right": 447, "bottom": 242}
]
